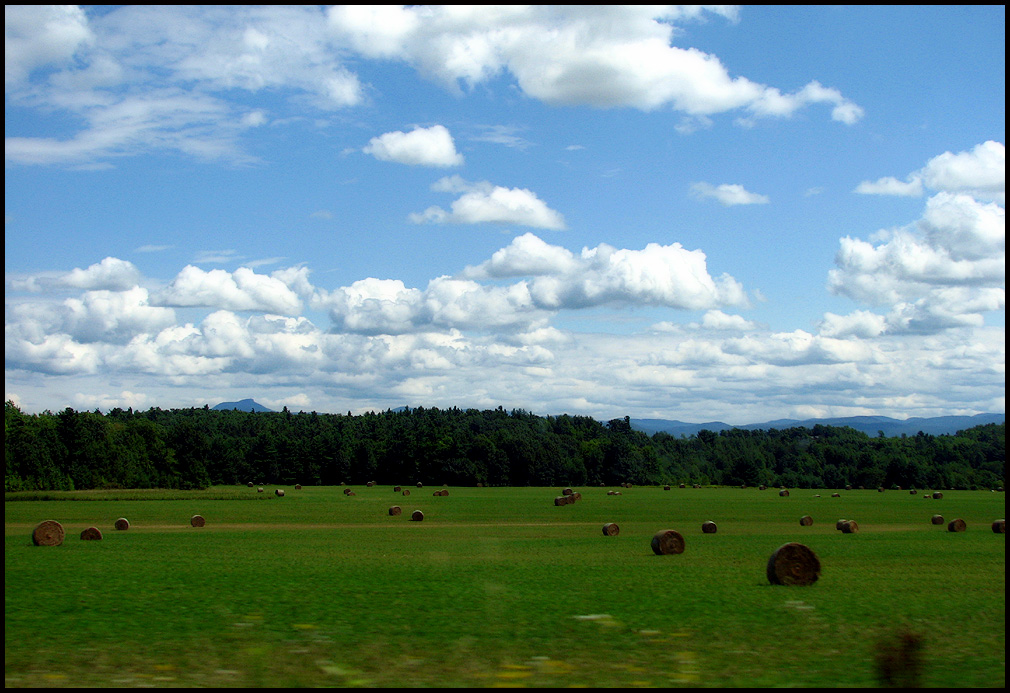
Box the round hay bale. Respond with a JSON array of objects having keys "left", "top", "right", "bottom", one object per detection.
[
  {"left": 878, "top": 487, "right": 885, "bottom": 493},
  {"left": 992, "top": 519, "right": 1005, "bottom": 534},
  {"left": 388, "top": 506, "right": 402, "bottom": 516},
  {"left": 554, "top": 495, "right": 569, "bottom": 506},
  {"left": 650, "top": 529, "right": 685, "bottom": 556},
  {"left": 257, "top": 487, "right": 264, "bottom": 493},
  {"left": 909, "top": 489, "right": 917, "bottom": 495},
  {"left": 80, "top": 526, "right": 103, "bottom": 541},
  {"left": 759, "top": 484, "right": 767, "bottom": 490},
  {"left": 932, "top": 492, "right": 943, "bottom": 500},
  {"left": 841, "top": 520, "right": 859, "bottom": 533},
  {"left": 562, "top": 487, "right": 574, "bottom": 496},
  {"left": 931, "top": 514, "right": 944, "bottom": 525},
  {"left": 275, "top": 489, "right": 285, "bottom": 497},
  {"left": 366, "top": 481, "right": 375, "bottom": 487},
  {"left": 845, "top": 485, "right": 852, "bottom": 491},
  {"left": 836, "top": 519, "right": 848, "bottom": 531},
  {"left": 346, "top": 491, "right": 356, "bottom": 496},
  {"left": 947, "top": 518, "right": 966, "bottom": 532},
  {"left": 693, "top": 484, "right": 701, "bottom": 489},
  {"left": 190, "top": 514, "right": 206, "bottom": 527},
  {"left": 602, "top": 522, "right": 620, "bottom": 537},
  {"left": 571, "top": 491, "right": 581, "bottom": 501},
  {"left": 680, "top": 483, "right": 686, "bottom": 488},
  {"left": 625, "top": 483, "right": 633, "bottom": 489},
  {"left": 779, "top": 489, "right": 790, "bottom": 497},
  {"left": 344, "top": 488, "right": 352, "bottom": 495},
  {"left": 294, "top": 484, "right": 302, "bottom": 490},
  {"left": 766, "top": 542, "right": 821, "bottom": 586},
  {"left": 416, "top": 482, "right": 423, "bottom": 488},
  {"left": 831, "top": 493, "right": 840, "bottom": 498},
  {"left": 606, "top": 490, "right": 615, "bottom": 496},
  {"left": 923, "top": 494, "right": 932, "bottom": 499},
  {"left": 394, "top": 486, "right": 402, "bottom": 492},
  {"left": 664, "top": 485, "right": 671, "bottom": 491},
  {"left": 402, "top": 489, "right": 411, "bottom": 496},
  {"left": 115, "top": 518, "right": 130, "bottom": 531},
  {"left": 410, "top": 510, "right": 424, "bottom": 522},
  {"left": 701, "top": 521, "right": 718, "bottom": 534},
  {"left": 247, "top": 482, "right": 254, "bottom": 488},
  {"left": 799, "top": 515, "right": 813, "bottom": 527},
  {"left": 32, "top": 520, "right": 65, "bottom": 546},
  {"left": 440, "top": 489, "right": 449, "bottom": 497}
]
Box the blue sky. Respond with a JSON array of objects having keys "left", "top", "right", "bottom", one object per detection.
[{"left": 5, "top": 5, "right": 1005, "bottom": 423}]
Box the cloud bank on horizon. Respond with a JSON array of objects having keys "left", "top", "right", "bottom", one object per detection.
[{"left": 5, "top": 5, "right": 1005, "bottom": 422}]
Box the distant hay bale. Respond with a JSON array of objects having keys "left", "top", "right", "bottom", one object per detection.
[
  {"left": 115, "top": 518, "right": 130, "bottom": 531},
  {"left": 572, "top": 491, "right": 581, "bottom": 501},
  {"left": 878, "top": 487, "right": 885, "bottom": 493},
  {"left": 562, "top": 487, "right": 574, "bottom": 496},
  {"left": 779, "top": 489, "right": 790, "bottom": 497},
  {"left": 402, "top": 489, "right": 410, "bottom": 496},
  {"left": 701, "top": 521, "right": 718, "bottom": 534},
  {"left": 343, "top": 488, "right": 353, "bottom": 495},
  {"left": 831, "top": 493, "right": 840, "bottom": 498},
  {"left": 440, "top": 489, "right": 449, "bottom": 496},
  {"left": 410, "top": 510, "right": 424, "bottom": 522},
  {"left": 275, "top": 489, "right": 285, "bottom": 497},
  {"left": 416, "top": 482, "right": 423, "bottom": 488},
  {"left": 366, "top": 481, "right": 375, "bottom": 487},
  {"left": 80, "top": 526, "right": 103, "bottom": 541},
  {"left": 680, "top": 483, "right": 686, "bottom": 489},
  {"left": 766, "top": 542, "right": 821, "bottom": 586},
  {"left": 625, "top": 482, "right": 633, "bottom": 488},
  {"left": 693, "top": 484, "right": 701, "bottom": 489},
  {"left": 947, "top": 518, "right": 966, "bottom": 532},
  {"left": 650, "top": 529, "right": 685, "bottom": 556},
  {"left": 294, "top": 484, "right": 302, "bottom": 490},
  {"left": 836, "top": 519, "right": 848, "bottom": 531},
  {"left": 845, "top": 485, "right": 852, "bottom": 491},
  {"left": 758, "top": 485, "right": 767, "bottom": 490},
  {"left": 257, "top": 487, "right": 264, "bottom": 493},
  {"left": 932, "top": 492, "right": 943, "bottom": 500},
  {"left": 931, "top": 514, "right": 944, "bottom": 525},
  {"left": 923, "top": 494, "right": 932, "bottom": 499},
  {"left": 664, "top": 485, "right": 671, "bottom": 491},
  {"left": 602, "top": 522, "right": 620, "bottom": 537},
  {"left": 32, "top": 520, "right": 65, "bottom": 546},
  {"left": 394, "top": 486, "right": 402, "bottom": 492},
  {"left": 347, "top": 491, "right": 356, "bottom": 496},
  {"left": 909, "top": 489, "right": 917, "bottom": 495},
  {"left": 993, "top": 519, "right": 1005, "bottom": 534},
  {"left": 388, "top": 506, "right": 402, "bottom": 516},
  {"left": 799, "top": 515, "right": 813, "bottom": 527},
  {"left": 814, "top": 494, "right": 821, "bottom": 498},
  {"left": 247, "top": 482, "right": 254, "bottom": 487},
  {"left": 554, "top": 495, "right": 570, "bottom": 506},
  {"left": 190, "top": 515, "right": 206, "bottom": 527},
  {"left": 841, "top": 520, "right": 859, "bottom": 533}
]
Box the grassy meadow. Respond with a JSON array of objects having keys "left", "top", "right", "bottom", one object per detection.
[{"left": 5, "top": 485, "right": 1005, "bottom": 688}]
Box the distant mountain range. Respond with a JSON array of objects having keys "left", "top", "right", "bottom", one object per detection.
[
  {"left": 214, "top": 400, "right": 1002, "bottom": 438},
  {"left": 212, "top": 398, "right": 274, "bottom": 413},
  {"left": 629, "top": 413, "right": 1005, "bottom": 438}
]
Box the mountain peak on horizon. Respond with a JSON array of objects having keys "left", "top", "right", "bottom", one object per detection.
[{"left": 212, "top": 398, "right": 274, "bottom": 413}]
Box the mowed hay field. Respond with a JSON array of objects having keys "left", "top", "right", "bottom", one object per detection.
[{"left": 5, "top": 486, "right": 1005, "bottom": 688}]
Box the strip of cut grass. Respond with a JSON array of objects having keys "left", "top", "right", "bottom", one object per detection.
[{"left": 5, "top": 486, "right": 1005, "bottom": 687}]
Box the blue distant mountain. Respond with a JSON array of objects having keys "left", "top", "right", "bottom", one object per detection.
[
  {"left": 212, "top": 398, "right": 274, "bottom": 413},
  {"left": 630, "top": 413, "right": 1004, "bottom": 438}
]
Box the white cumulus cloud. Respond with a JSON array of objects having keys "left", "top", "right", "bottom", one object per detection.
[
  {"left": 155, "top": 266, "right": 303, "bottom": 315},
  {"left": 410, "top": 177, "right": 565, "bottom": 229},
  {"left": 363, "top": 124, "right": 463, "bottom": 167},
  {"left": 691, "top": 182, "right": 770, "bottom": 206}
]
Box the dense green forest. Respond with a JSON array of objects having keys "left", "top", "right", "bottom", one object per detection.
[{"left": 5, "top": 401, "right": 1005, "bottom": 492}]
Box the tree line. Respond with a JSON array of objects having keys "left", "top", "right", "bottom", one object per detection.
[{"left": 4, "top": 401, "right": 1005, "bottom": 492}]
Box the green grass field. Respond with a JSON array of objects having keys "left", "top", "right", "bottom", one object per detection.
[{"left": 5, "top": 485, "right": 1005, "bottom": 688}]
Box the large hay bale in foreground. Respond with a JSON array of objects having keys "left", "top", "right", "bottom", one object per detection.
[
  {"left": 388, "top": 506, "right": 401, "bottom": 516},
  {"left": 190, "top": 515, "right": 206, "bottom": 527},
  {"left": 80, "top": 526, "right": 103, "bottom": 541},
  {"left": 410, "top": 510, "right": 424, "bottom": 522},
  {"left": 115, "top": 518, "right": 130, "bottom": 531},
  {"left": 650, "top": 529, "right": 685, "bottom": 555},
  {"left": 799, "top": 515, "right": 813, "bottom": 527},
  {"left": 840, "top": 520, "right": 859, "bottom": 533},
  {"left": 602, "top": 522, "right": 620, "bottom": 537},
  {"left": 931, "top": 514, "right": 944, "bottom": 525},
  {"left": 701, "top": 521, "right": 718, "bottom": 534},
  {"left": 993, "top": 519, "right": 1005, "bottom": 534},
  {"left": 32, "top": 520, "right": 65, "bottom": 546},
  {"left": 947, "top": 518, "right": 966, "bottom": 532},
  {"left": 766, "top": 542, "right": 821, "bottom": 586}
]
